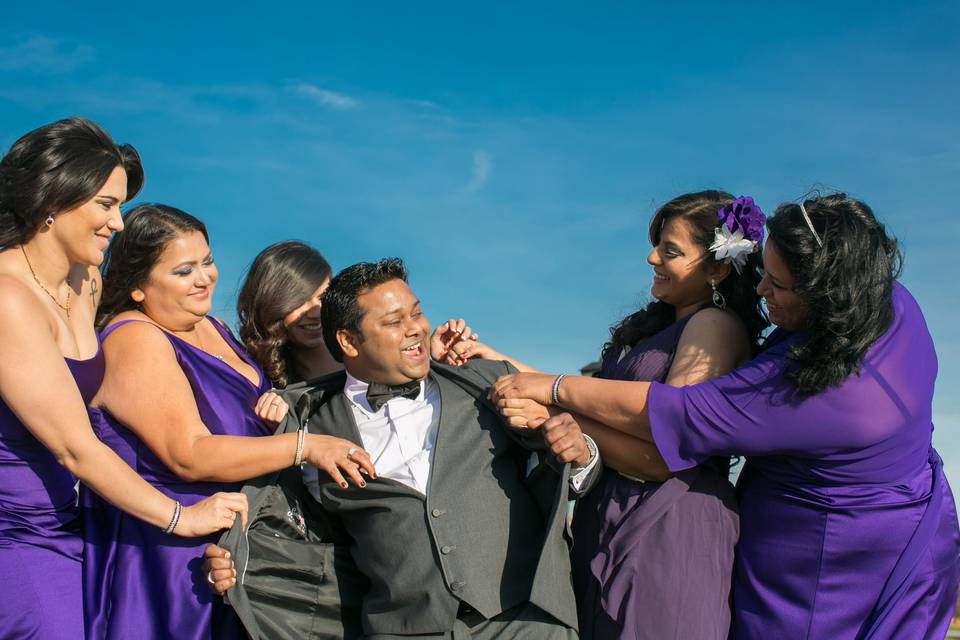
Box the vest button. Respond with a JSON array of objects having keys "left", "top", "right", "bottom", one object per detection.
[
  {"left": 450, "top": 580, "right": 465, "bottom": 591},
  {"left": 432, "top": 508, "right": 442, "bottom": 517},
  {"left": 441, "top": 545, "right": 455, "bottom": 554}
]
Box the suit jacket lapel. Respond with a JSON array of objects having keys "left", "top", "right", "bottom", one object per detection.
[
  {"left": 310, "top": 390, "right": 364, "bottom": 446},
  {"left": 317, "top": 386, "right": 428, "bottom": 500},
  {"left": 423, "top": 372, "right": 443, "bottom": 498}
]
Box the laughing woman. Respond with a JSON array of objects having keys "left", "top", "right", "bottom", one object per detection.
[
  {"left": 82, "top": 205, "right": 373, "bottom": 639},
  {"left": 490, "top": 193, "right": 960, "bottom": 639},
  {"left": 0, "top": 118, "right": 245, "bottom": 639},
  {"left": 237, "top": 240, "right": 342, "bottom": 389},
  {"left": 442, "top": 191, "right": 767, "bottom": 639}
]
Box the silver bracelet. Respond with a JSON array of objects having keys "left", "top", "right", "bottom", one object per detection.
[
  {"left": 551, "top": 374, "right": 567, "bottom": 408},
  {"left": 162, "top": 500, "right": 181, "bottom": 535},
  {"left": 294, "top": 428, "right": 306, "bottom": 467}
]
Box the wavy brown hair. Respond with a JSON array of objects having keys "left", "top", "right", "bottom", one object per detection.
[{"left": 237, "top": 241, "right": 332, "bottom": 388}]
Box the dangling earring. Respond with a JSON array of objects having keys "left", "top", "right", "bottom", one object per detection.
[
  {"left": 711, "top": 279, "right": 727, "bottom": 310},
  {"left": 44, "top": 215, "right": 54, "bottom": 227}
]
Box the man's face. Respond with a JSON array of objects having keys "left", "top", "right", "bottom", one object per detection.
[{"left": 341, "top": 278, "right": 431, "bottom": 384}]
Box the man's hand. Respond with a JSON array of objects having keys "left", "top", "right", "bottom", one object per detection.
[
  {"left": 202, "top": 544, "right": 237, "bottom": 595},
  {"left": 497, "top": 397, "right": 552, "bottom": 428},
  {"left": 540, "top": 413, "right": 590, "bottom": 467}
]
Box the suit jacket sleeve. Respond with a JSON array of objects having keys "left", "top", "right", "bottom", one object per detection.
[{"left": 464, "top": 359, "right": 602, "bottom": 496}]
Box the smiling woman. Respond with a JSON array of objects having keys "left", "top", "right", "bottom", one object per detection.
[
  {"left": 237, "top": 240, "right": 339, "bottom": 389},
  {"left": 0, "top": 118, "right": 246, "bottom": 640},
  {"left": 489, "top": 193, "right": 960, "bottom": 639},
  {"left": 82, "top": 205, "right": 374, "bottom": 639}
]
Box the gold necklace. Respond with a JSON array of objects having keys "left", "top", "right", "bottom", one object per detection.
[{"left": 20, "top": 245, "right": 71, "bottom": 318}]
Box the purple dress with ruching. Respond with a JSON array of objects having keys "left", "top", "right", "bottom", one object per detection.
[
  {"left": 81, "top": 318, "right": 271, "bottom": 640},
  {"left": 648, "top": 283, "right": 960, "bottom": 639},
  {"left": 572, "top": 313, "right": 739, "bottom": 640},
  {"left": 0, "top": 344, "right": 104, "bottom": 638}
]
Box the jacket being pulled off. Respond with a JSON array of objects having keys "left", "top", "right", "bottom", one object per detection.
[{"left": 221, "top": 359, "right": 599, "bottom": 638}]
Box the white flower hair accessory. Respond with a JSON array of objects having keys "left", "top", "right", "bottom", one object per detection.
[{"left": 708, "top": 196, "right": 766, "bottom": 274}]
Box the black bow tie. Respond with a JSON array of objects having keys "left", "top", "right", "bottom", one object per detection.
[{"left": 366, "top": 380, "right": 421, "bottom": 412}]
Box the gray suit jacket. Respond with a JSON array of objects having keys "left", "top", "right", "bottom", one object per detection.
[{"left": 304, "top": 359, "right": 598, "bottom": 636}]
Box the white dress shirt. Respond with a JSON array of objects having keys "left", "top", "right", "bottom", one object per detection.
[
  {"left": 304, "top": 371, "right": 598, "bottom": 498},
  {"left": 304, "top": 372, "right": 440, "bottom": 497}
]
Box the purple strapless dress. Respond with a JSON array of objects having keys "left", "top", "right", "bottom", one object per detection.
[
  {"left": 81, "top": 318, "right": 271, "bottom": 640},
  {"left": 0, "top": 344, "right": 104, "bottom": 638},
  {"left": 572, "top": 313, "right": 739, "bottom": 640}
]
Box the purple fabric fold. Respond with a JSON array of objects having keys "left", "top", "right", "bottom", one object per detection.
[{"left": 82, "top": 318, "right": 271, "bottom": 639}]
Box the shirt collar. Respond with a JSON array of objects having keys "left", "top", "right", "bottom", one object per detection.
[{"left": 344, "top": 371, "right": 427, "bottom": 415}]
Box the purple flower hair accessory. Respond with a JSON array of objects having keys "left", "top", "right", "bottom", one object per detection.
[{"left": 709, "top": 196, "right": 766, "bottom": 274}]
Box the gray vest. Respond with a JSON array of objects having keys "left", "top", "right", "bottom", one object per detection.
[{"left": 312, "top": 360, "right": 577, "bottom": 635}]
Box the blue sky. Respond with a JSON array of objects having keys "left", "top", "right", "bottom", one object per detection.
[{"left": 2, "top": 1, "right": 958, "bottom": 488}]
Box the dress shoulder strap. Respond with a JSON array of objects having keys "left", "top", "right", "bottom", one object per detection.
[{"left": 99, "top": 318, "right": 170, "bottom": 343}]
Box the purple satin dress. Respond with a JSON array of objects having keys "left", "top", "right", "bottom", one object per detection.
[
  {"left": 572, "top": 313, "right": 739, "bottom": 640},
  {"left": 0, "top": 344, "right": 104, "bottom": 638},
  {"left": 82, "top": 318, "right": 271, "bottom": 640},
  {"left": 649, "top": 283, "right": 960, "bottom": 639}
]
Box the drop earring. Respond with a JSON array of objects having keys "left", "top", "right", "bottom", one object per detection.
[{"left": 711, "top": 279, "right": 727, "bottom": 310}]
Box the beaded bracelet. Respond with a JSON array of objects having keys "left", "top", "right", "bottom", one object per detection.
[
  {"left": 162, "top": 500, "right": 182, "bottom": 535},
  {"left": 294, "top": 428, "right": 306, "bottom": 467},
  {"left": 551, "top": 374, "right": 567, "bottom": 408}
]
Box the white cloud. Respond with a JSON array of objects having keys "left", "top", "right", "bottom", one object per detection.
[
  {"left": 0, "top": 35, "right": 93, "bottom": 73},
  {"left": 465, "top": 150, "right": 492, "bottom": 194},
  {"left": 291, "top": 82, "right": 358, "bottom": 110}
]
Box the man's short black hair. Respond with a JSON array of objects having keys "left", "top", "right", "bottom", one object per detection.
[{"left": 321, "top": 258, "right": 409, "bottom": 362}]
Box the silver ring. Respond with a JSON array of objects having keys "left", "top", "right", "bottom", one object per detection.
[
  {"left": 207, "top": 571, "right": 216, "bottom": 586},
  {"left": 347, "top": 447, "right": 358, "bottom": 457}
]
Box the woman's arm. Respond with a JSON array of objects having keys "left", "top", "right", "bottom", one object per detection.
[
  {"left": 492, "top": 372, "right": 652, "bottom": 438},
  {"left": 492, "top": 309, "right": 749, "bottom": 441},
  {"left": 97, "top": 321, "right": 374, "bottom": 485},
  {"left": 577, "top": 413, "right": 671, "bottom": 480},
  {"left": 0, "top": 280, "right": 243, "bottom": 536},
  {"left": 495, "top": 397, "right": 666, "bottom": 479},
  {"left": 431, "top": 319, "right": 540, "bottom": 372},
  {"left": 464, "top": 341, "right": 539, "bottom": 373}
]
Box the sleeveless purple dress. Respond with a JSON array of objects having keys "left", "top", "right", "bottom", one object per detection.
[
  {"left": 0, "top": 344, "right": 104, "bottom": 638},
  {"left": 81, "top": 318, "right": 271, "bottom": 640},
  {"left": 572, "top": 313, "right": 739, "bottom": 640}
]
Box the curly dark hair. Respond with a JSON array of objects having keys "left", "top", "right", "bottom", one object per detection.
[
  {"left": 237, "top": 241, "right": 333, "bottom": 388},
  {"left": 602, "top": 190, "right": 768, "bottom": 359},
  {"left": 96, "top": 204, "right": 208, "bottom": 330},
  {"left": 0, "top": 117, "right": 144, "bottom": 247},
  {"left": 766, "top": 193, "right": 902, "bottom": 394},
  {"left": 321, "top": 258, "right": 408, "bottom": 363}
]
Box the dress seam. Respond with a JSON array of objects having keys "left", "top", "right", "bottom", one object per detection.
[{"left": 804, "top": 509, "right": 829, "bottom": 639}]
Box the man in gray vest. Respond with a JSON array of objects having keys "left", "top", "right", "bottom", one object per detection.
[
  {"left": 207, "top": 257, "right": 599, "bottom": 638},
  {"left": 302, "top": 257, "right": 599, "bottom": 639}
]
